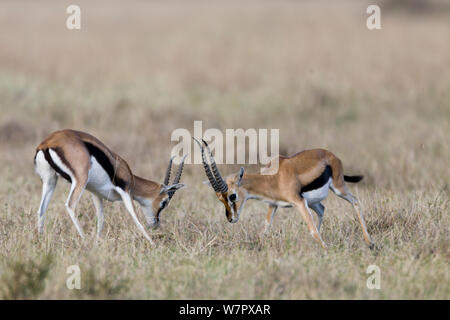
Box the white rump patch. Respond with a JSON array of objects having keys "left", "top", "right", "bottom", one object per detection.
[
  {"left": 301, "top": 178, "right": 332, "bottom": 204},
  {"left": 35, "top": 150, "right": 53, "bottom": 181}
]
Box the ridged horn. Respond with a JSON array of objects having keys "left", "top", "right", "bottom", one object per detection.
[
  {"left": 202, "top": 139, "right": 228, "bottom": 193},
  {"left": 193, "top": 137, "right": 220, "bottom": 192},
  {"left": 163, "top": 156, "right": 174, "bottom": 186},
  {"left": 168, "top": 154, "right": 188, "bottom": 199}
]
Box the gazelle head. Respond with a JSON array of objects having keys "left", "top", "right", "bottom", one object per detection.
[
  {"left": 151, "top": 155, "right": 187, "bottom": 224},
  {"left": 194, "top": 138, "right": 248, "bottom": 223}
]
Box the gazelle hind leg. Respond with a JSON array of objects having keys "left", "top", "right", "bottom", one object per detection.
[
  {"left": 35, "top": 152, "right": 58, "bottom": 234},
  {"left": 331, "top": 184, "right": 373, "bottom": 247},
  {"left": 37, "top": 176, "right": 58, "bottom": 233},
  {"left": 65, "top": 178, "right": 87, "bottom": 239},
  {"left": 91, "top": 193, "right": 104, "bottom": 240},
  {"left": 115, "top": 187, "right": 154, "bottom": 245},
  {"left": 290, "top": 196, "right": 327, "bottom": 249},
  {"left": 310, "top": 203, "right": 325, "bottom": 232}
]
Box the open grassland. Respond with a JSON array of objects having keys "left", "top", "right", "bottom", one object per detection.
[{"left": 0, "top": 1, "right": 448, "bottom": 299}]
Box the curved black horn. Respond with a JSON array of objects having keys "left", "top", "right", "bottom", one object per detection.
[
  {"left": 168, "top": 154, "right": 188, "bottom": 199},
  {"left": 202, "top": 139, "right": 228, "bottom": 193},
  {"left": 193, "top": 138, "right": 220, "bottom": 192},
  {"left": 163, "top": 156, "right": 174, "bottom": 186},
  {"left": 173, "top": 154, "right": 187, "bottom": 184}
]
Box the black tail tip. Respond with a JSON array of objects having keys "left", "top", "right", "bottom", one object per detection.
[{"left": 344, "top": 175, "right": 364, "bottom": 183}]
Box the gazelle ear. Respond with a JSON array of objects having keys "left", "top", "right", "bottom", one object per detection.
[
  {"left": 168, "top": 183, "right": 186, "bottom": 192},
  {"left": 160, "top": 183, "right": 186, "bottom": 194},
  {"left": 237, "top": 167, "right": 245, "bottom": 187}
]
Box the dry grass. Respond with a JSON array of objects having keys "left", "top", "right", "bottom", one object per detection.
[{"left": 0, "top": 1, "right": 448, "bottom": 299}]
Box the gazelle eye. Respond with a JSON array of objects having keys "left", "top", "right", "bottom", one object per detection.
[{"left": 229, "top": 193, "right": 237, "bottom": 202}]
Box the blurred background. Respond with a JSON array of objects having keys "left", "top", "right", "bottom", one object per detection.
[
  {"left": 1, "top": 0, "right": 449, "bottom": 189},
  {"left": 0, "top": 0, "right": 449, "bottom": 300}
]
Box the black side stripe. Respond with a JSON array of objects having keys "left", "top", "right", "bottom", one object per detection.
[
  {"left": 300, "top": 165, "right": 332, "bottom": 195},
  {"left": 344, "top": 175, "right": 364, "bottom": 183},
  {"left": 83, "top": 142, "right": 127, "bottom": 189},
  {"left": 43, "top": 148, "right": 72, "bottom": 183}
]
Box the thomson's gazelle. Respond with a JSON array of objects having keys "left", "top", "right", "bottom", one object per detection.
[
  {"left": 34, "top": 129, "right": 186, "bottom": 244},
  {"left": 195, "top": 139, "right": 374, "bottom": 249}
]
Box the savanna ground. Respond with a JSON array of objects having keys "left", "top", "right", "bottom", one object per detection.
[{"left": 0, "top": 0, "right": 449, "bottom": 299}]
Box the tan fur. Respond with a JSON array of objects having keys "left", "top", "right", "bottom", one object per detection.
[
  {"left": 242, "top": 149, "right": 345, "bottom": 202},
  {"left": 36, "top": 129, "right": 162, "bottom": 197},
  {"left": 210, "top": 148, "right": 373, "bottom": 249},
  {"left": 34, "top": 129, "right": 185, "bottom": 243}
]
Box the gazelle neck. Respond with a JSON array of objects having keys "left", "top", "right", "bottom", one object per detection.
[
  {"left": 131, "top": 175, "right": 161, "bottom": 201},
  {"left": 241, "top": 173, "right": 280, "bottom": 201}
]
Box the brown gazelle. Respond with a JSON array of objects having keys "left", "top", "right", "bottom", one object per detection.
[
  {"left": 34, "top": 129, "right": 186, "bottom": 244},
  {"left": 194, "top": 138, "right": 374, "bottom": 249}
]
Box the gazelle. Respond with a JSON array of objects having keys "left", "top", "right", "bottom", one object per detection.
[
  {"left": 34, "top": 129, "right": 186, "bottom": 245},
  {"left": 194, "top": 139, "right": 374, "bottom": 249}
]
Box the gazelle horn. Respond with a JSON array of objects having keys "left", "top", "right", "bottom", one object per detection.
[
  {"left": 202, "top": 139, "right": 228, "bottom": 193},
  {"left": 168, "top": 154, "right": 188, "bottom": 199},
  {"left": 193, "top": 138, "right": 221, "bottom": 192},
  {"left": 163, "top": 156, "right": 174, "bottom": 186}
]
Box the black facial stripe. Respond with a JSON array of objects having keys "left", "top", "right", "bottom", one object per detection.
[
  {"left": 43, "top": 148, "right": 72, "bottom": 183},
  {"left": 84, "top": 142, "right": 127, "bottom": 189},
  {"left": 300, "top": 165, "right": 332, "bottom": 195},
  {"left": 156, "top": 207, "right": 164, "bottom": 218},
  {"left": 157, "top": 199, "right": 169, "bottom": 218}
]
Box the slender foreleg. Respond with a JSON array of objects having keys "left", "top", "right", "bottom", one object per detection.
[
  {"left": 91, "top": 193, "right": 104, "bottom": 240},
  {"left": 263, "top": 205, "right": 278, "bottom": 235},
  {"left": 115, "top": 187, "right": 154, "bottom": 246}
]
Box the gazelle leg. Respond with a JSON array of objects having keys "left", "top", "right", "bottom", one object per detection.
[
  {"left": 310, "top": 203, "right": 325, "bottom": 232},
  {"left": 37, "top": 174, "right": 58, "bottom": 234},
  {"left": 115, "top": 187, "right": 154, "bottom": 245},
  {"left": 343, "top": 194, "right": 373, "bottom": 247},
  {"left": 35, "top": 150, "right": 59, "bottom": 234},
  {"left": 291, "top": 197, "right": 327, "bottom": 249},
  {"left": 264, "top": 205, "right": 278, "bottom": 235},
  {"left": 332, "top": 185, "right": 373, "bottom": 247},
  {"left": 65, "top": 178, "right": 87, "bottom": 239},
  {"left": 91, "top": 193, "right": 104, "bottom": 240}
]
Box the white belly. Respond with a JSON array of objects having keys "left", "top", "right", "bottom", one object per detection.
[
  {"left": 86, "top": 157, "right": 121, "bottom": 201},
  {"left": 301, "top": 178, "right": 331, "bottom": 204}
]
